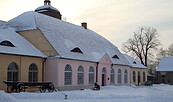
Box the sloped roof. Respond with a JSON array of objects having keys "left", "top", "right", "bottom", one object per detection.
[
  {"left": 0, "top": 20, "right": 6, "bottom": 26},
  {"left": 0, "top": 28, "right": 46, "bottom": 58},
  {"left": 7, "top": 11, "right": 130, "bottom": 65},
  {"left": 156, "top": 57, "right": 173, "bottom": 71},
  {"left": 123, "top": 54, "right": 147, "bottom": 69}
]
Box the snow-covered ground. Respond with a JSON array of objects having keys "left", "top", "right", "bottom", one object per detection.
[{"left": 1, "top": 84, "right": 173, "bottom": 102}]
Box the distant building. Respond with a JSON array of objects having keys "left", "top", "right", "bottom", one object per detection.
[
  {"left": 156, "top": 57, "right": 173, "bottom": 85},
  {"left": 0, "top": 0, "right": 132, "bottom": 91},
  {"left": 123, "top": 54, "right": 148, "bottom": 85}
]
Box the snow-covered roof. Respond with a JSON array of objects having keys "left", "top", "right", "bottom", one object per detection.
[
  {"left": 35, "top": 5, "right": 59, "bottom": 12},
  {"left": 156, "top": 57, "right": 173, "bottom": 71},
  {"left": 0, "top": 28, "right": 46, "bottom": 58},
  {"left": 123, "top": 54, "right": 147, "bottom": 69},
  {"left": 0, "top": 20, "right": 6, "bottom": 26},
  {"left": 7, "top": 11, "right": 130, "bottom": 66}
]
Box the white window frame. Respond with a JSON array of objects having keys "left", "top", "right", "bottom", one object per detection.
[
  {"left": 77, "top": 66, "right": 84, "bottom": 84},
  {"left": 64, "top": 65, "right": 72, "bottom": 85}
]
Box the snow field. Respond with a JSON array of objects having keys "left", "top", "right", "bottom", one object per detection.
[{"left": 0, "top": 84, "right": 173, "bottom": 102}]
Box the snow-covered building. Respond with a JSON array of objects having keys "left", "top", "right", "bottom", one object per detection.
[
  {"left": 156, "top": 57, "right": 173, "bottom": 85},
  {"left": 0, "top": 0, "right": 132, "bottom": 91},
  {"left": 123, "top": 54, "right": 147, "bottom": 85}
]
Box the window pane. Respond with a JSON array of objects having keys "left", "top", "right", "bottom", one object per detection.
[
  {"left": 13, "top": 72, "right": 18, "bottom": 82},
  {"left": 33, "top": 72, "right": 38, "bottom": 82},
  {"left": 78, "top": 73, "right": 84, "bottom": 84},
  {"left": 133, "top": 71, "right": 136, "bottom": 82},
  {"left": 7, "top": 72, "right": 12, "bottom": 81},
  {"left": 110, "top": 74, "right": 114, "bottom": 83},
  {"left": 89, "top": 73, "right": 94, "bottom": 84},
  {"left": 143, "top": 72, "right": 146, "bottom": 82},
  {"left": 29, "top": 72, "right": 32, "bottom": 82}
]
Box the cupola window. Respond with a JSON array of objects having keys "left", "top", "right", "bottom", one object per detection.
[{"left": 0, "top": 41, "right": 15, "bottom": 47}]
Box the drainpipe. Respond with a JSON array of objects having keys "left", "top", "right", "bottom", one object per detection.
[
  {"left": 42, "top": 58, "right": 46, "bottom": 82},
  {"left": 96, "top": 62, "right": 99, "bottom": 82}
]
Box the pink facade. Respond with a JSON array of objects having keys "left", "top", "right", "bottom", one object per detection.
[{"left": 45, "top": 54, "right": 130, "bottom": 90}]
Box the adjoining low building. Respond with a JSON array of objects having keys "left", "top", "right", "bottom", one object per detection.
[
  {"left": 123, "top": 54, "right": 148, "bottom": 85},
  {"left": 0, "top": 28, "right": 46, "bottom": 91},
  {"left": 156, "top": 57, "right": 173, "bottom": 85}
]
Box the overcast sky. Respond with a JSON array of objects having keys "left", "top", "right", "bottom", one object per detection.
[{"left": 0, "top": 0, "right": 173, "bottom": 51}]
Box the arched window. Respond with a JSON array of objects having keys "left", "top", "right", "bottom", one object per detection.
[
  {"left": 143, "top": 72, "right": 146, "bottom": 82},
  {"left": 77, "top": 66, "right": 84, "bottom": 84},
  {"left": 29, "top": 64, "right": 38, "bottom": 82},
  {"left": 89, "top": 67, "right": 94, "bottom": 84},
  {"left": 102, "top": 68, "right": 106, "bottom": 74},
  {"left": 133, "top": 71, "right": 136, "bottom": 82},
  {"left": 110, "top": 68, "right": 115, "bottom": 84},
  {"left": 124, "top": 69, "right": 128, "bottom": 83},
  {"left": 118, "top": 69, "right": 121, "bottom": 83},
  {"left": 7, "top": 62, "right": 18, "bottom": 81},
  {"left": 64, "top": 64, "right": 72, "bottom": 85}
]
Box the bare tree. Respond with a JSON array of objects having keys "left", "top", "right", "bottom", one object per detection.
[
  {"left": 167, "top": 43, "right": 173, "bottom": 56},
  {"left": 122, "top": 27, "right": 160, "bottom": 66},
  {"left": 156, "top": 43, "right": 173, "bottom": 61}
]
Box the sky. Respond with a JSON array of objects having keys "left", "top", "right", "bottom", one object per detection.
[{"left": 0, "top": 0, "right": 173, "bottom": 51}]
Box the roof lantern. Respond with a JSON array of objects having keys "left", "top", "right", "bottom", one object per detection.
[{"left": 44, "top": 0, "right": 51, "bottom": 5}]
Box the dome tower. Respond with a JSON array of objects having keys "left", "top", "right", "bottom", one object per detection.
[{"left": 35, "top": 0, "right": 62, "bottom": 20}]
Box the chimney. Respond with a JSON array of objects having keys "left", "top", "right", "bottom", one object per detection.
[{"left": 81, "top": 22, "right": 87, "bottom": 29}]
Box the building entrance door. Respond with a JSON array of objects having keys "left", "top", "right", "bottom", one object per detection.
[
  {"left": 102, "top": 68, "right": 107, "bottom": 86},
  {"left": 102, "top": 74, "right": 106, "bottom": 86}
]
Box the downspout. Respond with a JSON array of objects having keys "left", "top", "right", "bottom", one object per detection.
[
  {"left": 96, "top": 62, "right": 99, "bottom": 82},
  {"left": 42, "top": 58, "right": 46, "bottom": 82},
  {"left": 20, "top": 56, "right": 22, "bottom": 81}
]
